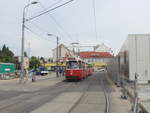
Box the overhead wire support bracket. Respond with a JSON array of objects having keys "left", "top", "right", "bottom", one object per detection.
[{"left": 26, "top": 0, "right": 74, "bottom": 22}]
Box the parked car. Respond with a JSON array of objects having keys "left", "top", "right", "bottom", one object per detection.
[
  {"left": 37, "top": 67, "right": 49, "bottom": 76},
  {"left": 29, "top": 67, "right": 49, "bottom": 76}
]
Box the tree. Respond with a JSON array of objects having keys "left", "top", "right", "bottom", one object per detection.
[
  {"left": 2, "top": 45, "right": 7, "bottom": 52},
  {"left": 24, "top": 51, "right": 28, "bottom": 57},
  {"left": 0, "top": 45, "right": 15, "bottom": 63},
  {"left": 48, "top": 58, "right": 53, "bottom": 62},
  {"left": 40, "top": 57, "right": 46, "bottom": 67},
  {"left": 29, "top": 56, "right": 40, "bottom": 69}
]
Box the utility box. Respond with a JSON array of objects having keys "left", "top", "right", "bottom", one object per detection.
[{"left": 0, "top": 63, "right": 15, "bottom": 74}]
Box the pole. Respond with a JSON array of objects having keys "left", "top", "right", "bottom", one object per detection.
[
  {"left": 20, "top": 3, "right": 35, "bottom": 83},
  {"left": 47, "top": 34, "right": 60, "bottom": 77},
  {"left": 20, "top": 8, "right": 26, "bottom": 83},
  {"left": 117, "top": 56, "right": 120, "bottom": 87},
  {"left": 56, "top": 37, "right": 59, "bottom": 77},
  {"left": 133, "top": 73, "right": 138, "bottom": 113},
  {"left": 78, "top": 49, "right": 80, "bottom": 57},
  {"left": 20, "top": 2, "right": 39, "bottom": 83},
  {"left": 28, "top": 42, "right": 30, "bottom": 58}
]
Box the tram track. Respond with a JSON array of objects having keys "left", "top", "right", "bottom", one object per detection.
[
  {"left": 101, "top": 75, "right": 111, "bottom": 113},
  {"left": 68, "top": 72, "right": 111, "bottom": 113},
  {"left": 0, "top": 72, "right": 111, "bottom": 113},
  {"left": 0, "top": 81, "right": 78, "bottom": 113},
  {"left": 67, "top": 78, "right": 92, "bottom": 113}
]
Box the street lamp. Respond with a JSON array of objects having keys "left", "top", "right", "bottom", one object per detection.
[
  {"left": 47, "top": 34, "right": 59, "bottom": 77},
  {"left": 20, "top": 1, "right": 38, "bottom": 82},
  {"left": 31, "top": 1, "right": 38, "bottom": 4},
  {"left": 71, "top": 42, "right": 79, "bottom": 45}
]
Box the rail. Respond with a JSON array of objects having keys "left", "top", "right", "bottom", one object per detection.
[
  {"left": 67, "top": 80, "right": 91, "bottom": 113},
  {"left": 68, "top": 73, "right": 110, "bottom": 113},
  {"left": 101, "top": 76, "right": 110, "bottom": 113}
]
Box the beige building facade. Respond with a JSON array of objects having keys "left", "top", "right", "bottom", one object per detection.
[{"left": 53, "top": 44, "right": 76, "bottom": 62}]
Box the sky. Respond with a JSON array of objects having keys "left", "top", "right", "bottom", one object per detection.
[{"left": 1, "top": 0, "right": 150, "bottom": 57}]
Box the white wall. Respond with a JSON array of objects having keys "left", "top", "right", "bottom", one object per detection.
[
  {"left": 119, "top": 34, "right": 150, "bottom": 83},
  {"left": 128, "top": 34, "right": 150, "bottom": 83}
]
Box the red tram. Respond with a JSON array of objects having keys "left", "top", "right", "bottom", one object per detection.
[
  {"left": 87, "top": 63, "right": 93, "bottom": 76},
  {"left": 65, "top": 57, "right": 93, "bottom": 80}
]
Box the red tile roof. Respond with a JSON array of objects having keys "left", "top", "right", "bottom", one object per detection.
[{"left": 80, "top": 52, "right": 113, "bottom": 58}]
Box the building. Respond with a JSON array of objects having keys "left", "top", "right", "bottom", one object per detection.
[
  {"left": 116, "top": 34, "right": 150, "bottom": 83},
  {"left": 94, "top": 43, "right": 112, "bottom": 53},
  {"left": 80, "top": 51, "right": 113, "bottom": 70},
  {"left": 14, "top": 56, "right": 29, "bottom": 70},
  {"left": 53, "top": 44, "right": 76, "bottom": 62},
  {"left": 77, "top": 43, "right": 113, "bottom": 69},
  {"left": 80, "top": 51, "right": 113, "bottom": 63}
]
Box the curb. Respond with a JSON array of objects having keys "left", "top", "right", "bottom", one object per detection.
[
  {"left": 124, "top": 87, "right": 150, "bottom": 113},
  {"left": 107, "top": 74, "right": 150, "bottom": 113}
]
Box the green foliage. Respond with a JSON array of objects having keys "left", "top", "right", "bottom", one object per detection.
[
  {"left": 29, "top": 56, "right": 40, "bottom": 69},
  {"left": 40, "top": 57, "right": 46, "bottom": 67},
  {"left": 48, "top": 58, "right": 53, "bottom": 62},
  {"left": 0, "top": 45, "right": 15, "bottom": 63},
  {"left": 24, "top": 51, "right": 27, "bottom": 57},
  {"left": 40, "top": 57, "right": 46, "bottom": 63}
]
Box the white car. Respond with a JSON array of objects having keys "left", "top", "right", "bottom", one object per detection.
[
  {"left": 41, "top": 70, "right": 49, "bottom": 75},
  {"left": 98, "top": 68, "right": 106, "bottom": 72}
]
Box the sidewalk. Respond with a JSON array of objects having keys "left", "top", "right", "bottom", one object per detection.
[
  {"left": 110, "top": 87, "right": 132, "bottom": 113},
  {"left": 108, "top": 74, "right": 150, "bottom": 113},
  {"left": 106, "top": 76, "right": 132, "bottom": 113},
  {"left": 126, "top": 83, "right": 150, "bottom": 113},
  {"left": 0, "top": 73, "right": 65, "bottom": 92}
]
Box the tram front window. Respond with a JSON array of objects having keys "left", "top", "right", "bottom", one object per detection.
[{"left": 67, "top": 62, "right": 79, "bottom": 69}]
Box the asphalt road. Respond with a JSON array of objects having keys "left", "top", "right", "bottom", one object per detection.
[{"left": 0, "top": 72, "right": 108, "bottom": 113}]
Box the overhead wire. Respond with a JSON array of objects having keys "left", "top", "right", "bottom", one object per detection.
[
  {"left": 92, "top": 0, "right": 98, "bottom": 44},
  {"left": 25, "top": 0, "right": 55, "bottom": 55},
  {"left": 35, "top": 2, "right": 73, "bottom": 43},
  {"left": 27, "top": 0, "right": 63, "bottom": 21},
  {"left": 38, "top": 2, "right": 74, "bottom": 42},
  {"left": 24, "top": 0, "right": 75, "bottom": 45},
  {"left": 25, "top": 0, "right": 74, "bottom": 43},
  {"left": 26, "top": 0, "right": 74, "bottom": 21},
  {"left": 38, "top": 0, "right": 64, "bottom": 13},
  {"left": 25, "top": 26, "right": 53, "bottom": 42},
  {"left": 25, "top": 26, "right": 55, "bottom": 56},
  {"left": 27, "top": 21, "right": 49, "bottom": 35},
  {"left": 27, "top": 21, "right": 59, "bottom": 43},
  {"left": 25, "top": 0, "right": 75, "bottom": 45},
  {"left": 47, "top": 15, "right": 74, "bottom": 41}
]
